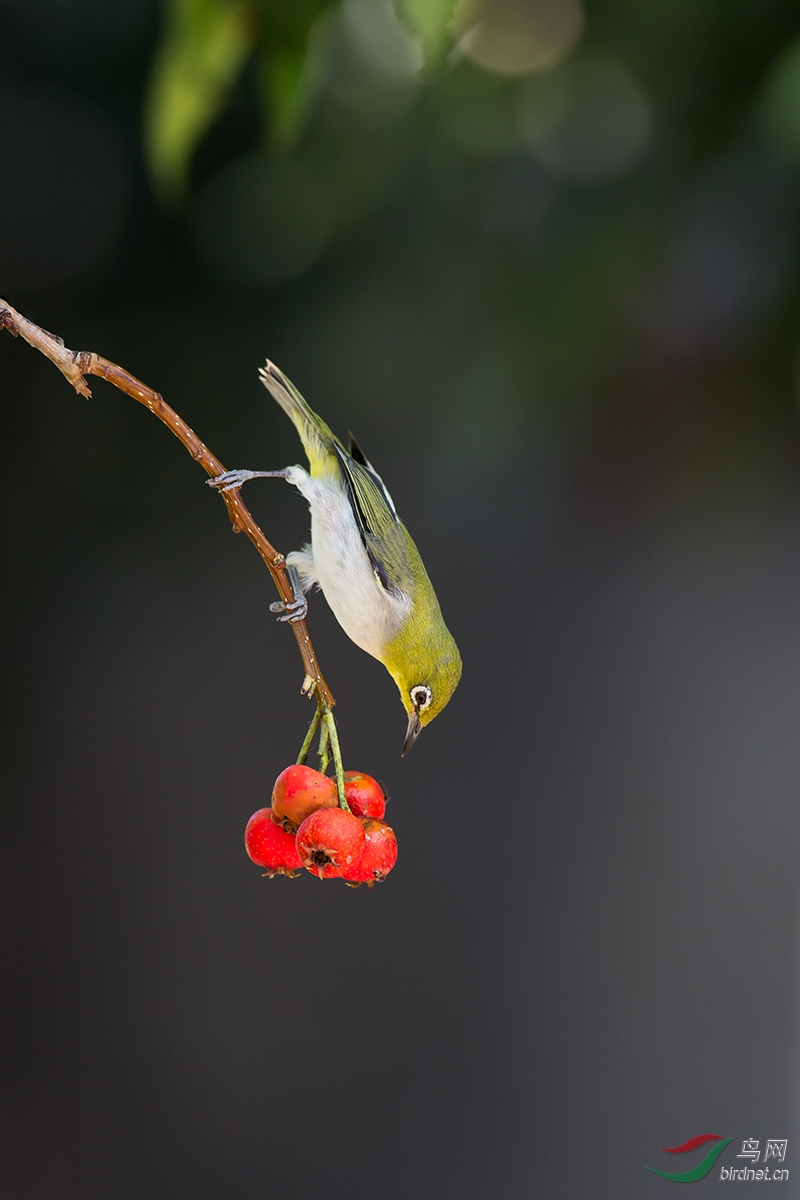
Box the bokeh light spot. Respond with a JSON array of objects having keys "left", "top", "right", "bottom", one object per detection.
[
  {"left": 456, "top": 0, "right": 584, "bottom": 76},
  {"left": 192, "top": 135, "right": 395, "bottom": 288},
  {"left": 192, "top": 153, "right": 336, "bottom": 288},
  {"left": 324, "top": 3, "right": 421, "bottom": 125},
  {"left": 438, "top": 81, "right": 521, "bottom": 156},
  {"left": 345, "top": 0, "right": 423, "bottom": 77},
  {"left": 519, "top": 58, "right": 652, "bottom": 183}
]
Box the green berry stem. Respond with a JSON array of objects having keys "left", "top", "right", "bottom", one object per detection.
[
  {"left": 317, "top": 714, "right": 330, "bottom": 774},
  {"left": 296, "top": 705, "right": 321, "bottom": 765},
  {"left": 322, "top": 705, "right": 350, "bottom": 812},
  {"left": 296, "top": 699, "right": 348, "bottom": 810}
]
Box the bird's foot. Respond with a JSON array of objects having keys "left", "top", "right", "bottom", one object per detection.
[
  {"left": 207, "top": 469, "right": 290, "bottom": 493},
  {"left": 270, "top": 595, "right": 308, "bottom": 623},
  {"left": 207, "top": 469, "right": 257, "bottom": 493},
  {"left": 269, "top": 565, "right": 308, "bottom": 623}
]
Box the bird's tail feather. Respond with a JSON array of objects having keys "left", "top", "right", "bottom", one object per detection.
[{"left": 259, "top": 361, "right": 335, "bottom": 476}]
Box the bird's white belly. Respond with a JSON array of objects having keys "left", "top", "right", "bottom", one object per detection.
[{"left": 290, "top": 468, "right": 408, "bottom": 661}]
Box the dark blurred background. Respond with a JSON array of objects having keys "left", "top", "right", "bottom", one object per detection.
[{"left": 2, "top": 1, "right": 799, "bottom": 1196}]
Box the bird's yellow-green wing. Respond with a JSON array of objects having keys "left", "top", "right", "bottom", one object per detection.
[
  {"left": 261, "top": 360, "right": 411, "bottom": 597},
  {"left": 332, "top": 442, "right": 409, "bottom": 596}
]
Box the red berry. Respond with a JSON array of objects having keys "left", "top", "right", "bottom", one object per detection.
[
  {"left": 343, "top": 819, "right": 398, "bottom": 886},
  {"left": 343, "top": 771, "right": 386, "bottom": 820},
  {"left": 272, "top": 764, "right": 338, "bottom": 831},
  {"left": 245, "top": 808, "right": 302, "bottom": 877},
  {"left": 296, "top": 807, "right": 366, "bottom": 879}
]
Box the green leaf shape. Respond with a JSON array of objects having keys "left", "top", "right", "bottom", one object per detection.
[
  {"left": 260, "top": 44, "right": 309, "bottom": 147},
  {"left": 395, "top": 0, "right": 457, "bottom": 65},
  {"left": 144, "top": 0, "right": 252, "bottom": 204},
  {"left": 255, "top": 0, "right": 340, "bottom": 146},
  {"left": 645, "top": 1139, "right": 734, "bottom": 1183}
]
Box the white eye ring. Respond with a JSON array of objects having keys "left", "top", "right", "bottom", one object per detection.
[{"left": 410, "top": 685, "right": 432, "bottom": 711}]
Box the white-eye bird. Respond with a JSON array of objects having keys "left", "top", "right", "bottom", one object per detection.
[{"left": 209, "top": 361, "right": 462, "bottom": 754}]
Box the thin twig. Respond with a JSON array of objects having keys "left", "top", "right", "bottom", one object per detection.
[{"left": 0, "top": 297, "right": 334, "bottom": 707}]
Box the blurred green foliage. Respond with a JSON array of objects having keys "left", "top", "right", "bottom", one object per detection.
[
  {"left": 397, "top": 0, "right": 457, "bottom": 62},
  {"left": 144, "top": 0, "right": 342, "bottom": 198},
  {"left": 145, "top": 0, "right": 252, "bottom": 201},
  {"left": 761, "top": 34, "right": 800, "bottom": 160},
  {"left": 145, "top": 0, "right": 455, "bottom": 198},
  {"left": 6, "top": 0, "right": 800, "bottom": 507}
]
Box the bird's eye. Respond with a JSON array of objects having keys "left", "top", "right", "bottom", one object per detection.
[{"left": 410, "top": 685, "right": 432, "bottom": 711}]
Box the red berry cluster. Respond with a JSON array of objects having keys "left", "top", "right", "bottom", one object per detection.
[{"left": 245, "top": 765, "right": 397, "bottom": 888}]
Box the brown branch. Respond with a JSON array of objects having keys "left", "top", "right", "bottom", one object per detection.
[{"left": 0, "top": 297, "right": 334, "bottom": 707}]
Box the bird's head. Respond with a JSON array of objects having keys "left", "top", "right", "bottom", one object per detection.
[{"left": 384, "top": 623, "right": 462, "bottom": 755}]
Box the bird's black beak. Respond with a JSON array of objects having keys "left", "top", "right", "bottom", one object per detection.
[{"left": 402, "top": 709, "right": 422, "bottom": 757}]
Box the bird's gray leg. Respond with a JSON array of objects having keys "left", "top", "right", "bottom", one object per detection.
[
  {"left": 207, "top": 468, "right": 291, "bottom": 493},
  {"left": 269, "top": 564, "right": 308, "bottom": 624},
  {"left": 286, "top": 547, "right": 317, "bottom": 591}
]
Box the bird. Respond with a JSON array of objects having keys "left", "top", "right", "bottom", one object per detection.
[{"left": 208, "top": 361, "right": 462, "bottom": 754}]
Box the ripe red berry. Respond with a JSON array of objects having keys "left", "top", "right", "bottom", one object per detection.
[
  {"left": 343, "top": 818, "right": 398, "bottom": 886},
  {"left": 343, "top": 771, "right": 386, "bottom": 820},
  {"left": 272, "top": 764, "right": 338, "bottom": 831},
  {"left": 245, "top": 808, "right": 302, "bottom": 877},
  {"left": 296, "top": 807, "right": 366, "bottom": 879}
]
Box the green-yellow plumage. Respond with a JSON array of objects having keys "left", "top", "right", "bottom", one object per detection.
[{"left": 211, "top": 362, "right": 461, "bottom": 752}]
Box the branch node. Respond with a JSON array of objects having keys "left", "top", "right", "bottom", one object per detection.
[
  {"left": 0, "top": 309, "right": 17, "bottom": 336},
  {"left": 301, "top": 674, "right": 316, "bottom": 696}
]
